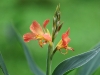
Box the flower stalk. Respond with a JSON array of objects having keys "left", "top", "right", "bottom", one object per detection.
[
  {"left": 46, "top": 4, "right": 62, "bottom": 75},
  {"left": 46, "top": 44, "right": 53, "bottom": 75},
  {"left": 23, "top": 4, "right": 73, "bottom": 75}
]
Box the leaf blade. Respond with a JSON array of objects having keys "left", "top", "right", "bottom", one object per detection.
[
  {"left": 77, "top": 44, "right": 100, "bottom": 75},
  {"left": 9, "top": 25, "right": 45, "bottom": 75},
  {"left": 52, "top": 43, "right": 100, "bottom": 75},
  {"left": 0, "top": 53, "right": 9, "bottom": 75}
]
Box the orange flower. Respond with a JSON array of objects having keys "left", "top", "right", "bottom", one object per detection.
[
  {"left": 23, "top": 19, "right": 52, "bottom": 47},
  {"left": 56, "top": 28, "right": 73, "bottom": 54}
]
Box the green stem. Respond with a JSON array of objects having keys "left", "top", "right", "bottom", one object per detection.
[
  {"left": 46, "top": 45, "right": 53, "bottom": 75},
  {"left": 51, "top": 47, "right": 57, "bottom": 60}
]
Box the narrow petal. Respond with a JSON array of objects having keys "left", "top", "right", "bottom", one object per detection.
[
  {"left": 30, "top": 21, "right": 44, "bottom": 35},
  {"left": 23, "top": 33, "right": 36, "bottom": 42},
  {"left": 65, "top": 28, "right": 70, "bottom": 36},
  {"left": 43, "top": 19, "right": 49, "bottom": 28},
  {"left": 56, "top": 40, "right": 63, "bottom": 50},
  {"left": 66, "top": 46, "right": 74, "bottom": 51},
  {"left": 43, "top": 33, "right": 52, "bottom": 42}
]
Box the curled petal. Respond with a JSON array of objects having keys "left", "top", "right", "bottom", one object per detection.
[
  {"left": 23, "top": 33, "right": 36, "bottom": 42},
  {"left": 30, "top": 21, "right": 44, "bottom": 35},
  {"left": 59, "top": 49, "right": 68, "bottom": 55},
  {"left": 43, "top": 19, "right": 49, "bottom": 28},
  {"left": 43, "top": 33, "right": 52, "bottom": 42}
]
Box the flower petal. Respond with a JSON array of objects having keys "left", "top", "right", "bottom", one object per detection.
[
  {"left": 65, "top": 28, "right": 70, "bottom": 36},
  {"left": 30, "top": 21, "right": 44, "bottom": 35},
  {"left": 23, "top": 33, "right": 36, "bottom": 42},
  {"left": 62, "top": 28, "right": 70, "bottom": 46},
  {"left": 43, "top": 19, "right": 49, "bottom": 28},
  {"left": 66, "top": 46, "right": 74, "bottom": 51},
  {"left": 56, "top": 40, "right": 63, "bottom": 50},
  {"left": 43, "top": 33, "right": 52, "bottom": 42}
]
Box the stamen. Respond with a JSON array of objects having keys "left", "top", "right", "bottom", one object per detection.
[{"left": 59, "top": 50, "right": 68, "bottom": 55}]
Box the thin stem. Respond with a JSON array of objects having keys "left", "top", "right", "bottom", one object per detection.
[
  {"left": 46, "top": 45, "right": 53, "bottom": 75},
  {"left": 51, "top": 47, "right": 57, "bottom": 60}
]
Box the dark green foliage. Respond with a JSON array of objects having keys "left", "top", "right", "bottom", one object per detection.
[
  {"left": 9, "top": 25, "right": 45, "bottom": 75},
  {"left": 52, "top": 43, "right": 100, "bottom": 75},
  {"left": 76, "top": 44, "right": 100, "bottom": 75}
]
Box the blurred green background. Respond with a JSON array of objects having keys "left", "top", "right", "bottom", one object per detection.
[{"left": 0, "top": 0, "right": 100, "bottom": 75}]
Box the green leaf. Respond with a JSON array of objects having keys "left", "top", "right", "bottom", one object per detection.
[
  {"left": 0, "top": 53, "right": 9, "bottom": 75},
  {"left": 63, "top": 69, "right": 74, "bottom": 75},
  {"left": 52, "top": 43, "right": 100, "bottom": 75},
  {"left": 8, "top": 25, "right": 45, "bottom": 75},
  {"left": 76, "top": 44, "right": 100, "bottom": 75}
]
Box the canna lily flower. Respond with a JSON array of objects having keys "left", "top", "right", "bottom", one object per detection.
[
  {"left": 56, "top": 28, "right": 73, "bottom": 54},
  {"left": 23, "top": 19, "right": 52, "bottom": 47}
]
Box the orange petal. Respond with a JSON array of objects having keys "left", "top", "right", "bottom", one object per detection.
[
  {"left": 43, "top": 33, "right": 52, "bottom": 42},
  {"left": 30, "top": 21, "right": 44, "bottom": 35},
  {"left": 43, "top": 19, "right": 49, "bottom": 28},
  {"left": 62, "top": 28, "right": 70, "bottom": 46},
  {"left": 23, "top": 33, "right": 36, "bottom": 42},
  {"left": 65, "top": 28, "right": 70, "bottom": 36}
]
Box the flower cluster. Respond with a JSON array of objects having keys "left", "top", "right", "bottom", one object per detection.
[{"left": 23, "top": 19, "right": 73, "bottom": 54}]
